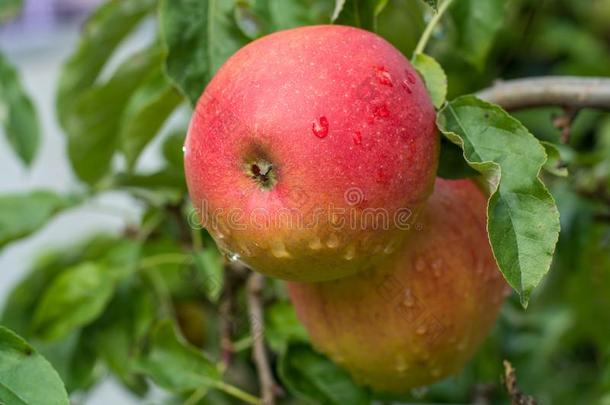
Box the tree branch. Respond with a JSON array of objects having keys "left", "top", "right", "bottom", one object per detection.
[
  {"left": 219, "top": 261, "right": 249, "bottom": 368},
  {"left": 247, "top": 273, "right": 279, "bottom": 405},
  {"left": 503, "top": 360, "right": 536, "bottom": 405},
  {"left": 476, "top": 77, "right": 610, "bottom": 111}
]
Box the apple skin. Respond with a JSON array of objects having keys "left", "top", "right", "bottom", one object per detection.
[
  {"left": 287, "top": 178, "right": 509, "bottom": 393},
  {"left": 184, "top": 25, "right": 438, "bottom": 282}
]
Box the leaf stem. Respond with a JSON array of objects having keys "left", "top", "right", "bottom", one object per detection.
[
  {"left": 139, "top": 253, "right": 192, "bottom": 270},
  {"left": 232, "top": 335, "right": 253, "bottom": 352},
  {"left": 191, "top": 226, "right": 204, "bottom": 251},
  {"left": 183, "top": 386, "right": 208, "bottom": 405},
  {"left": 214, "top": 381, "right": 262, "bottom": 405},
  {"left": 413, "top": 0, "right": 456, "bottom": 56}
]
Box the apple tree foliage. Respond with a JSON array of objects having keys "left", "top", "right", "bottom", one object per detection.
[{"left": 0, "top": 0, "right": 609, "bottom": 404}]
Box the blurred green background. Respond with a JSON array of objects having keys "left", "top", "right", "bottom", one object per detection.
[{"left": 0, "top": 0, "right": 609, "bottom": 404}]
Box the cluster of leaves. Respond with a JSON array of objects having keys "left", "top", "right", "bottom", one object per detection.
[{"left": 0, "top": 0, "right": 608, "bottom": 404}]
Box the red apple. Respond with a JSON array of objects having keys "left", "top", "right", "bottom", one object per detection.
[
  {"left": 185, "top": 25, "right": 438, "bottom": 281},
  {"left": 287, "top": 178, "right": 509, "bottom": 393}
]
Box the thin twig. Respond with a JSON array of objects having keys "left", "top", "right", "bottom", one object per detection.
[
  {"left": 219, "top": 295, "right": 234, "bottom": 368},
  {"left": 503, "top": 360, "right": 536, "bottom": 405},
  {"left": 247, "top": 273, "right": 278, "bottom": 405},
  {"left": 477, "top": 77, "right": 610, "bottom": 111},
  {"left": 552, "top": 106, "right": 579, "bottom": 144},
  {"left": 219, "top": 261, "right": 249, "bottom": 368}
]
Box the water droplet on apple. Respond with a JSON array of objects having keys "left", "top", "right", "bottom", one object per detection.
[
  {"left": 375, "top": 66, "right": 393, "bottom": 86},
  {"left": 326, "top": 233, "right": 340, "bottom": 249},
  {"left": 312, "top": 116, "right": 329, "bottom": 138},
  {"left": 182, "top": 145, "right": 187, "bottom": 154},
  {"left": 401, "top": 80, "right": 413, "bottom": 94},
  {"left": 383, "top": 240, "right": 396, "bottom": 254},
  {"left": 432, "top": 258, "right": 443, "bottom": 277},
  {"left": 402, "top": 289, "right": 415, "bottom": 307},
  {"left": 407, "top": 71, "right": 417, "bottom": 84},
  {"left": 396, "top": 356, "right": 409, "bottom": 372},
  {"left": 373, "top": 104, "right": 390, "bottom": 118},
  {"left": 271, "top": 240, "right": 291, "bottom": 258},
  {"left": 217, "top": 221, "right": 231, "bottom": 237},
  {"left": 352, "top": 131, "right": 362, "bottom": 145},
  {"left": 343, "top": 244, "right": 356, "bottom": 260},
  {"left": 238, "top": 241, "right": 253, "bottom": 257},
  {"left": 226, "top": 251, "right": 241, "bottom": 262},
  {"left": 307, "top": 237, "right": 322, "bottom": 251},
  {"left": 375, "top": 167, "right": 388, "bottom": 184},
  {"left": 416, "top": 325, "right": 427, "bottom": 335},
  {"left": 415, "top": 258, "right": 425, "bottom": 272}
]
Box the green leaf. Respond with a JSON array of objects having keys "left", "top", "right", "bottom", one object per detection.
[
  {"left": 267, "top": 0, "right": 333, "bottom": 30},
  {"left": 540, "top": 141, "right": 568, "bottom": 177},
  {"left": 0, "top": 0, "right": 22, "bottom": 24},
  {"left": 278, "top": 343, "right": 369, "bottom": 405},
  {"left": 375, "top": 0, "right": 426, "bottom": 58},
  {"left": 64, "top": 47, "right": 164, "bottom": 184},
  {"left": 450, "top": 0, "right": 506, "bottom": 69},
  {"left": 0, "top": 53, "right": 40, "bottom": 166},
  {"left": 103, "top": 239, "right": 142, "bottom": 281},
  {"left": 193, "top": 248, "right": 224, "bottom": 303},
  {"left": 421, "top": 0, "right": 437, "bottom": 11},
  {"left": 437, "top": 137, "right": 478, "bottom": 179},
  {"left": 1, "top": 236, "right": 123, "bottom": 338},
  {"left": 56, "top": 0, "right": 156, "bottom": 125},
  {"left": 115, "top": 169, "right": 185, "bottom": 206},
  {"left": 0, "top": 190, "right": 75, "bottom": 248},
  {"left": 136, "top": 320, "right": 221, "bottom": 393},
  {"left": 88, "top": 282, "right": 155, "bottom": 394},
  {"left": 333, "top": 0, "right": 388, "bottom": 31},
  {"left": 265, "top": 301, "right": 309, "bottom": 353},
  {"left": 32, "top": 262, "right": 115, "bottom": 341},
  {"left": 0, "top": 327, "right": 69, "bottom": 405},
  {"left": 162, "top": 130, "right": 187, "bottom": 170},
  {"left": 120, "top": 69, "right": 183, "bottom": 170},
  {"left": 412, "top": 52, "right": 447, "bottom": 108},
  {"left": 35, "top": 331, "right": 99, "bottom": 394},
  {"left": 159, "top": 0, "right": 249, "bottom": 105},
  {"left": 234, "top": 1, "right": 269, "bottom": 39},
  {"left": 437, "top": 96, "right": 560, "bottom": 306}
]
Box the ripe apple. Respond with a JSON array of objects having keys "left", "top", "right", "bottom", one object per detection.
[
  {"left": 184, "top": 25, "right": 438, "bottom": 282},
  {"left": 287, "top": 178, "right": 509, "bottom": 393}
]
